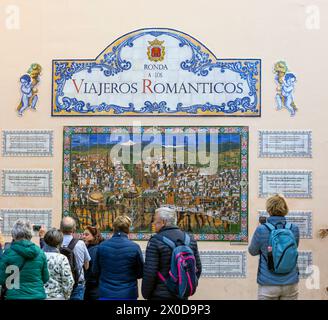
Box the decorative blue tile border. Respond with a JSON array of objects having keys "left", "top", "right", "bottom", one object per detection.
[
  {"left": 258, "top": 210, "right": 313, "bottom": 239},
  {"left": 259, "top": 170, "right": 312, "bottom": 198},
  {"left": 1, "top": 169, "right": 53, "bottom": 197},
  {"left": 2, "top": 130, "right": 54, "bottom": 157},
  {"left": 258, "top": 130, "right": 312, "bottom": 158},
  {"left": 0, "top": 209, "right": 52, "bottom": 235}
]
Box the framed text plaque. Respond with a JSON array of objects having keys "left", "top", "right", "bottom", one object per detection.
[
  {"left": 0, "top": 209, "right": 52, "bottom": 235},
  {"left": 199, "top": 251, "right": 246, "bottom": 278},
  {"left": 2, "top": 130, "right": 53, "bottom": 157},
  {"left": 258, "top": 130, "right": 312, "bottom": 158},
  {"left": 1, "top": 170, "right": 53, "bottom": 197},
  {"left": 259, "top": 170, "right": 312, "bottom": 198}
]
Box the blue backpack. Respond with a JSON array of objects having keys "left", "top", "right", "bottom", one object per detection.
[
  {"left": 265, "top": 222, "right": 298, "bottom": 274},
  {"left": 156, "top": 233, "right": 198, "bottom": 299}
]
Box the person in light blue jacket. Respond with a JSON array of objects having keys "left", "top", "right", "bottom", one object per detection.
[{"left": 249, "top": 195, "right": 300, "bottom": 300}]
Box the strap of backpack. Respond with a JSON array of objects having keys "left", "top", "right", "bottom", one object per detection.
[
  {"left": 184, "top": 233, "right": 191, "bottom": 246},
  {"left": 155, "top": 233, "right": 191, "bottom": 250},
  {"left": 264, "top": 222, "right": 275, "bottom": 232},
  {"left": 154, "top": 234, "right": 174, "bottom": 284},
  {"left": 66, "top": 238, "right": 84, "bottom": 285},
  {"left": 67, "top": 238, "right": 79, "bottom": 250},
  {"left": 160, "top": 236, "right": 176, "bottom": 250},
  {"left": 285, "top": 222, "right": 292, "bottom": 230}
]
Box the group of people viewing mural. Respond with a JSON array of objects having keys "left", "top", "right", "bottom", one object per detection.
[{"left": 0, "top": 195, "right": 300, "bottom": 300}]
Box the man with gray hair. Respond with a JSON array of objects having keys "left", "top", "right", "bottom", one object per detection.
[
  {"left": 60, "top": 217, "right": 91, "bottom": 300},
  {"left": 142, "top": 206, "right": 202, "bottom": 300}
]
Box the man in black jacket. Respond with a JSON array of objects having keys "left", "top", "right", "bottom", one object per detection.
[{"left": 142, "top": 206, "right": 202, "bottom": 300}]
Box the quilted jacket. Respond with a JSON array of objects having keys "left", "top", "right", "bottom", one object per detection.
[
  {"left": 142, "top": 226, "right": 202, "bottom": 300},
  {"left": 93, "top": 232, "right": 144, "bottom": 299}
]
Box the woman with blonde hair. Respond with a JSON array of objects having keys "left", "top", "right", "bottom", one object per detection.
[
  {"left": 93, "top": 215, "right": 144, "bottom": 300},
  {"left": 249, "top": 194, "right": 300, "bottom": 300}
]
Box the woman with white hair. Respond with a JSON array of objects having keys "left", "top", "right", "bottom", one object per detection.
[{"left": 0, "top": 220, "right": 49, "bottom": 300}]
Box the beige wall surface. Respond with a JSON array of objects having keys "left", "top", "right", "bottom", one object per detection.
[{"left": 0, "top": 0, "right": 327, "bottom": 299}]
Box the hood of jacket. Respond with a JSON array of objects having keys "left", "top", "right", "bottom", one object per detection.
[{"left": 11, "top": 239, "right": 40, "bottom": 259}]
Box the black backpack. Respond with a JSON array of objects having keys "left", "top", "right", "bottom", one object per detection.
[{"left": 60, "top": 238, "right": 81, "bottom": 287}]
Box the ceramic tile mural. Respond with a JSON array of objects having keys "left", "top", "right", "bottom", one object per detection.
[{"left": 63, "top": 126, "right": 249, "bottom": 241}]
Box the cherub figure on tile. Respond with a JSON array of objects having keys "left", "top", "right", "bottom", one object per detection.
[
  {"left": 17, "top": 63, "right": 42, "bottom": 116},
  {"left": 274, "top": 61, "right": 297, "bottom": 117}
]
